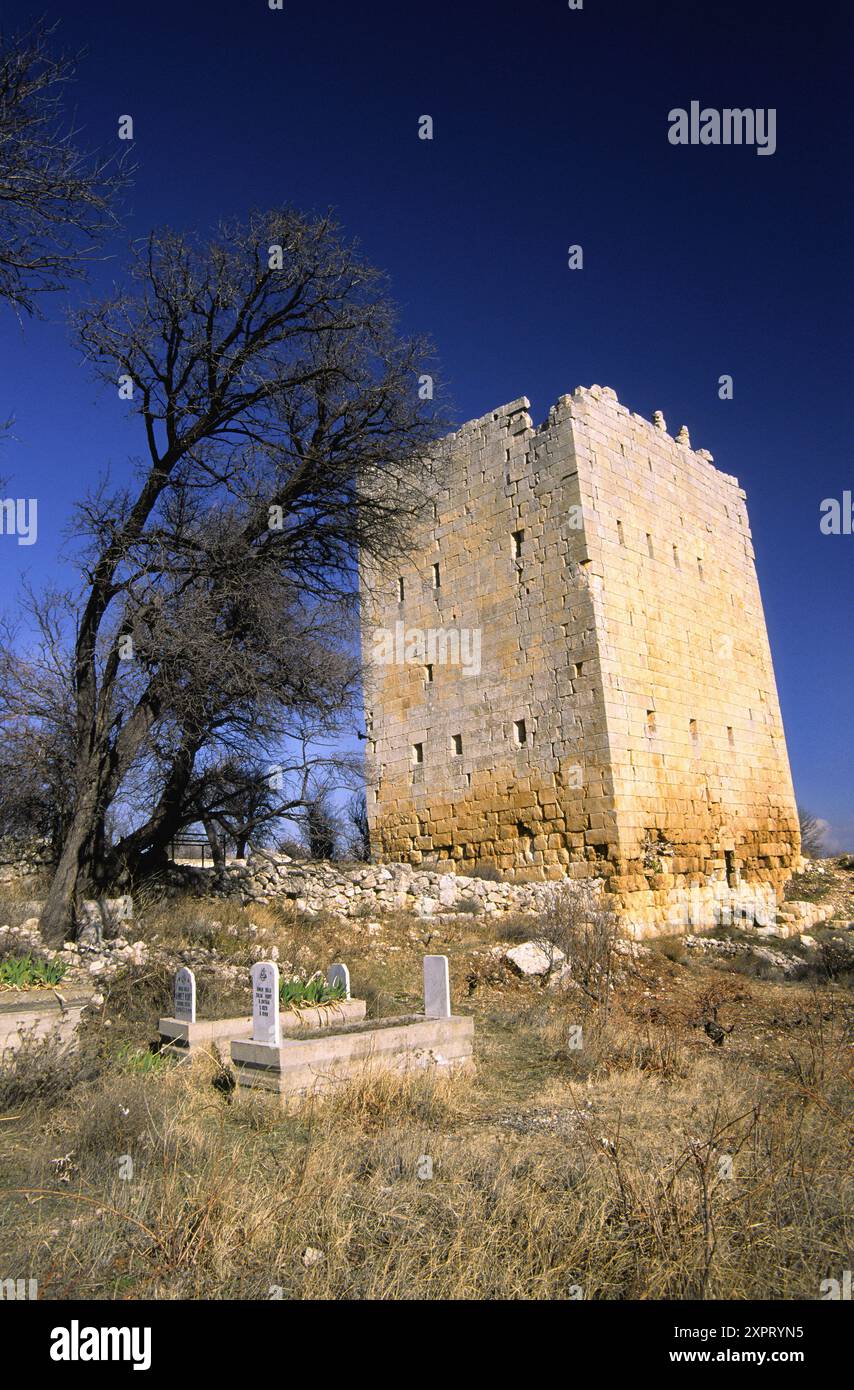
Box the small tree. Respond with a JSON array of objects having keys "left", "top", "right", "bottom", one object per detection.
[
  {"left": 345, "top": 789, "right": 371, "bottom": 861},
  {"left": 535, "top": 881, "right": 619, "bottom": 1025},
  {"left": 304, "top": 794, "right": 338, "bottom": 861},
  {"left": 798, "top": 806, "right": 827, "bottom": 859}
]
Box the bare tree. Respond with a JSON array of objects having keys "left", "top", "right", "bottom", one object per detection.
[
  {"left": 0, "top": 588, "right": 77, "bottom": 859},
  {"left": 304, "top": 792, "right": 339, "bottom": 861},
  {"left": 345, "top": 788, "right": 371, "bottom": 861},
  {"left": 186, "top": 740, "right": 358, "bottom": 863},
  {"left": 0, "top": 720, "right": 73, "bottom": 860},
  {"left": 15, "top": 209, "right": 439, "bottom": 942},
  {"left": 196, "top": 760, "right": 284, "bottom": 861},
  {"left": 94, "top": 629, "right": 361, "bottom": 886},
  {"left": 798, "top": 806, "right": 827, "bottom": 859},
  {"left": 535, "top": 882, "right": 619, "bottom": 1026},
  {"left": 0, "top": 19, "right": 125, "bottom": 316}
]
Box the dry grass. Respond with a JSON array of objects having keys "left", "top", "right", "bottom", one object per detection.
[
  {"left": 0, "top": 893, "right": 851, "bottom": 1300},
  {"left": 0, "top": 868, "right": 54, "bottom": 918}
]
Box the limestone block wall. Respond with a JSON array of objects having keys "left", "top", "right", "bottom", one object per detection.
[
  {"left": 359, "top": 385, "right": 799, "bottom": 933},
  {"left": 565, "top": 387, "right": 799, "bottom": 931}
]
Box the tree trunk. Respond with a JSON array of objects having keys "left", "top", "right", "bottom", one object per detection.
[
  {"left": 201, "top": 816, "right": 225, "bottom": 870},
  {"left": 103, "top": 736, "right": 202, "bottom": 886},
  {"left": 39, "top": 782, "right": 105, "bottom": 944},
  {"left": 89, "top": 814, "right": 109, "bottom": 889}
]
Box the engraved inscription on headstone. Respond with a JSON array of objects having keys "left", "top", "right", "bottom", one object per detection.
[
  {"left": 252, "top": 960, "right": 280, "bottom": 1045},
  {"left": 174, "top": 966, "right": 196, "bottom": 1023}
]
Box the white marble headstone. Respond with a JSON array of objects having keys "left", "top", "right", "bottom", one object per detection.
[
  {"left": 326, "top": 962, "right": 351, "bottom": 1000},
  {"left": 423, "top": 954, "right": 451, "bottom": 1019},
  {"left": 251, "top": 960, "right": 280, "bottom": 1045},
  {"left": 174, "top": 966, "right": 196, "bottom": 1023}
]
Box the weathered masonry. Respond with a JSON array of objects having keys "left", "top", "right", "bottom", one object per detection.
[{"left": 360, "top": 385, "right": 800, "bottom": 934}]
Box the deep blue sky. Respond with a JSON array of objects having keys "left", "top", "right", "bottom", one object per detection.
[{"left": 2, "top": 0, "right": 852, "bottom": 846}]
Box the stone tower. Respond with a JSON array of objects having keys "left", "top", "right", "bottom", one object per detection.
[{"left": 360, "top": 385, "right": 799, "bottom": 935}]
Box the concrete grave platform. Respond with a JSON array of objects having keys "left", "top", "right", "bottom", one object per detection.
[
  {"left": 158, "top": 961, "right": 366, "bottom": 1059},
  {"left": 231, "top": 1012, "right": 474, "bottom": 1102},
  {"left": 230, "top": 955, "right": 473, "bottom": 1104},
  {"left": 159, "top": 999, "right": 367, "bottom": 1059},
  {"left": 159, "top": 1013, "right": 252, "bottom": 1059},
  {"left": 0, "top": 985, "right": 95, "bottom": 1056}
]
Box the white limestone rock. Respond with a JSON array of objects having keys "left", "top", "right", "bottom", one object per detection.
[{"left": 505, "top": 941, "right": 565, "bottom": 977}]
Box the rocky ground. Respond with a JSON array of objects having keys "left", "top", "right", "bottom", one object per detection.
[
  {"left": 0, "top": 857, "right": 851, "bottom": 1300},
  {"left": 0, "top": 855, "right": 852, "bottom": 1000}
]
